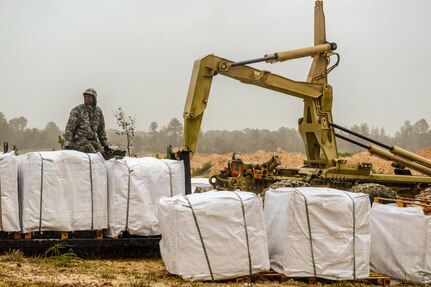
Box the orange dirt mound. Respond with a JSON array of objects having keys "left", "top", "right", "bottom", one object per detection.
[
  {"left": 191, "top": 148, "right": 306, "bottom": 175},
  {"left": 341, "top": 152, "right": 393, "bottom": 173},
  {"left": 191, "top": 147, "right": 431, "bottom": 175},
  {"left": 417, "top": 146, "right": 431, "bottom": 159}
]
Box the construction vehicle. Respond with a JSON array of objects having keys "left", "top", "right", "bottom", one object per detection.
[
  {"left": 179, "top": 0, "right": 431, "bottom": 197},
  {"left": 2, "top": 0, "right": 429, "bottom": 259}
]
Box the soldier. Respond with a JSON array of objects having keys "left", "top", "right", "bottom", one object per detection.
[{"left": 64, "top": 88, "right": 111, "bottom": 155}]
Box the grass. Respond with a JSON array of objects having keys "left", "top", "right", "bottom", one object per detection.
[
  {"left": 1, "top": 249, "right": 25, "bottom": 262},
  {"left": 191, "top": 160, "right": 213, "bottom": 177},
  {"left": 0, "top": 267, "right": 6, "bottom": 278},
  {"left": 338, "top": 152, "right": 354, "bottom": 157},
  {"left": 130, "top": 271, "right": 156, "bottom": 287},
  {"left": 41, "top": 242, "right": 82, "bottom": 268},
  {"left": 101, "top": 264, "right": 116, "bottom": 280}
]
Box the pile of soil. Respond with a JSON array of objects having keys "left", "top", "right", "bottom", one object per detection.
[
  {"left": 191, "top": 147, "right": 431, "bottom": 175},
  {"left": 191, "top": 148, "right": 304, "bottom": 175},
  {"left": 417, "top": 146, "right": 431, "bottom": 159},
  {"left": 341, "top": 152, "right": 393, "bottom": 173}
]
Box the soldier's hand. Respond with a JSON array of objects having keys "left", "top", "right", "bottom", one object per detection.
[
  {"left": 103, "top": 145, "right": 112, "bottom": 154},
  {"left": 87, "top": 131, "right": 97, "bottom": 140},
  {"left": 64, "top": 141, "right": 73, "bottom": 150}
]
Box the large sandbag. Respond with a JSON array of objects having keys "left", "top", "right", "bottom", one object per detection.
[
  {"left": 370, "top": 203, "right": 431, "bottom": 283},
  {"left": 159, "top": 191, "right": 269, "bottom": 281},
  {"left": 0, "top": 152, "right": 20, "bottom": 232},
  {"left": 18, "top": 150, "right": 107, "bottom": 233},
  {"left": 106, "top": 157, "right": 184, "bottom": 237},
  {"left": 264, "top": 187, "right": 370, "bottom": 280},
  {"left": 191, "top": 177, "right": 213, "bottom": 193}
]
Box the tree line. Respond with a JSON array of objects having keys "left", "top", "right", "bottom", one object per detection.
[
  {"left": 1, "top": 111, "right": 431, "bottom": 155},
  {"left": 0, "top": 112, "right": 62, "bottom": 152}
]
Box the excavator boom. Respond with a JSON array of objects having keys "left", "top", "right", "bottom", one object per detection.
[
  {"left": 183, "top": 1, "right": 340, "bottom": 169},
  {"left": 184, "top": 54, "right": 325, "bottom": 150},
  {"left": 178, "top": 0, "right": 431, "bottom": 195}
]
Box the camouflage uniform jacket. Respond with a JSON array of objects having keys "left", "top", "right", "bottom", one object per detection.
[{"left": 65, "top": 104, "right": 108, "bottom": 148}]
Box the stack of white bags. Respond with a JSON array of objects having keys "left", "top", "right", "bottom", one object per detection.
[
  {"left": 18, "top": 150, "right": 108, "bottom": 232},
  {"left": 370, "top": 203, "right": 431, "bottom": 284},
  {"left": 157, "top": 187, "right": 373, "bottom": 282},
  {"left": 158, "top": 191, "right": 270, "bottom": 281},
  {"left": 3, "top": 151, "right": 187, "bottom": 237},
  {"left": 264, "top": 187, "right": 371, "bottom": 280},
  {"left": 0, "top": 152, "right": 20, "bottom": 232},
  {"left": 5, "top": 147, "right": 431, "bottom": 284},
  {"left": 106, "top": 157, "right": 185, "bottom": 237},
  {"left": 191, "top": 177, "right": 213, "bottom": 193}
]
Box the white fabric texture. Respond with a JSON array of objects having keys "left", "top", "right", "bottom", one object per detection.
[
  {"left": 191, "top": 177, "right": 213, "bottom": 193},
  {"left": 158, "top": 191, "right": 269, "bottom": 281},
  {"left": 18, "top": 150, "right": 107, "bottom": 233},
  {"left": 264, "top": 187, "right": 370, "bottom": 280},
  {"left": 106, "top": 157, "right": 184, "bottom": 237},
  {"left": 0, "top": 152, "right": 20, "bottom": 231},
  {"left": 370, "top": 203, "right": 431, "bottom": 283}
]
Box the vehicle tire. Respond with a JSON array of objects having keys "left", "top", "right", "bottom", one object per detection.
[{"left": 349, "top": 183, "right": 397, "bottom": 204}]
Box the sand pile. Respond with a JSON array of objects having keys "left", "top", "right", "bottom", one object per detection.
[
  {"left": 191, "top": 146, "right": 431, "bottom": 175},
  {"left": 191, "top": 148, "right": 305, "bottom": 175},
  {"left": 417, "top": 147, "right": 431, "bottom": 159},
  {"left": 341, "top": 152, "right": 393, "bottom": 173}
]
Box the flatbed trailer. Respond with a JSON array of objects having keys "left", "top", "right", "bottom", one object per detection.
[{"left": 0, "top": 231, "right": 161, "bottom": 258}]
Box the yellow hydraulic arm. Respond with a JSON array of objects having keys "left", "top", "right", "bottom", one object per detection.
[{"left": 183, "top": 1, "right": 340, "bottom": 169}]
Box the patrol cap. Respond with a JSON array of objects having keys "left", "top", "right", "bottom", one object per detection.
[{"left": 83, "top": 88, "right": 97, "bottom": 97}]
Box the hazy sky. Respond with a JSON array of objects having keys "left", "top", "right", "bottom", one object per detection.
[{"left": 0, "top": 0, "right": 430, "bottom": 135}]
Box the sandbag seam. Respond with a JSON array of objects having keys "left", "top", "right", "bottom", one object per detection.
[
  {"left": 184, "top": 195, "right": 214, "bottom": 281},
  {"left": 86, "top": 153, "right": 94, "bottom": 230},
  {"left": 233, "top": 192, "right": 252, "bottom": 280},
  {"left": 161, "top": 161, "right": 173, "bottom": 197},
  {"left": 339, "top": 190, "right": 357, "bottom": 280},
  {"left": 293, "top": 188, "right": 316, "bottom": 277}
]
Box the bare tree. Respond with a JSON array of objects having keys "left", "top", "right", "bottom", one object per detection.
[{"left": 114, "top": 107, "right": 136, "bottom": 156}]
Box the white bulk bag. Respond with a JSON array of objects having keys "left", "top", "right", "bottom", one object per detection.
[
  {"left": 107, "top": 157, "right": 185, "bottom": 237},
  {"left": 265, "top": 187, "right": 370, "bottom": 280},
  {"left": 159, "top": 191, "right": 269, "bottom": 282},
  {"left": 18, "top": 150, "right": 107, "bottom": 233},
  {"left": 370, "top": 203, "right": 431, "bottom": 284},
  {"left": 0, "top": 152, "right": 20, "bottom": 231},
  {"left": 191, "top": 177, "right": 213, "bottom": 193}
]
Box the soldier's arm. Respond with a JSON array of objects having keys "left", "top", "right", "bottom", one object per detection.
[
  {"left": 64, "top": 108, "right": 79, "bottom": 144},
  {"left": 97, "top": 111, "right": 108, "bottom": 147}
]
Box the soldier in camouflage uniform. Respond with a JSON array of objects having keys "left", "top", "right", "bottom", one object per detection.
[{"left": 65, "top": 88, "right": 110, "bottom": 155}]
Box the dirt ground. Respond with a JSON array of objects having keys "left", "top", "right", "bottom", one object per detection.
[
  {"left": 191, "top": 147, "right": 431, "bottom": 175},
  {"left": 0, "top": 250, "right": 380, "bottom": 287}
]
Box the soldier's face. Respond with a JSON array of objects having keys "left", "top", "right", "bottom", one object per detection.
[{"left": 84, "top": 94, "right": 95, "bottom": 106}]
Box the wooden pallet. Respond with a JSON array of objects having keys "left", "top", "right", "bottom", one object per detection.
[
  {"left": 368, "top": 271, "right": 391, "bottom": 286},
  {"left": 0, "top": 236, "right": 162, "bottom": 258},
  {"left": 9, "top": 230, "right": 104, "bottom": 240},
  {"left": 374, "top": 197, "right": 431, "bottom": 214},
  {"left": 221, "top": 271, "right": 390, "bottom": 286}
]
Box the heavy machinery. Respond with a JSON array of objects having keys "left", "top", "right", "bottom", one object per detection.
[
  {"left": 1, "top": 1, "right": 429, "bottom": 260},
  {"left": 179, "top": 0, "right": 431, "bottom": 196}
]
